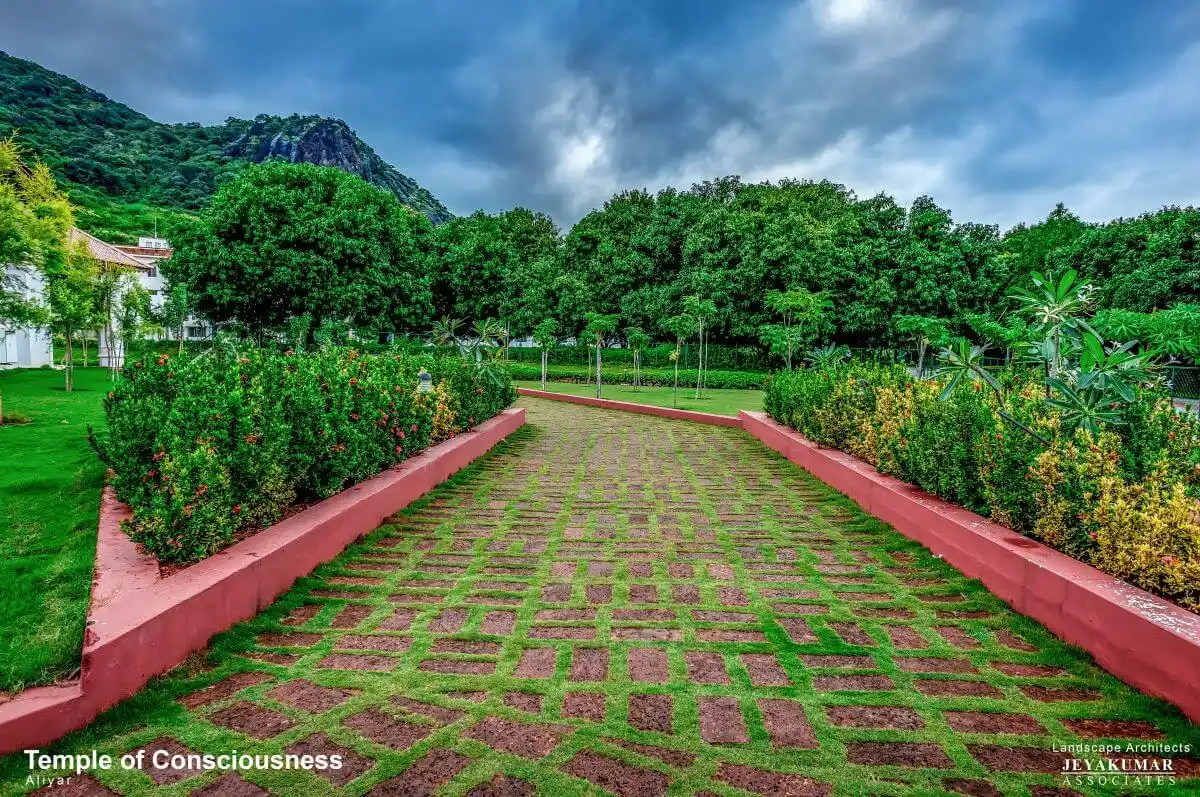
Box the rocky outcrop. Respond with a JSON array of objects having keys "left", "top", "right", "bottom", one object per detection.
[{"left": 222, "top": 116, "right": 452, "bottom": 225}]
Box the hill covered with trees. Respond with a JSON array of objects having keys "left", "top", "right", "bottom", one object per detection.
[{"left": 0, "top": 50, "right": 452, "bottom": 241}]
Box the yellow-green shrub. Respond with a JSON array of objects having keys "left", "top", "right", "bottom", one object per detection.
[{"left": 1092, "top": 471, "right": 1200, "bottom": 610}]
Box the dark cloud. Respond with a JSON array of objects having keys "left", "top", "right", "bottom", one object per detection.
[{"left": 2, "top": 0, "right": 1199, "bottom": 227}]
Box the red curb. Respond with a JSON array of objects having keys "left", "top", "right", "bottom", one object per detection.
[
  {"left": 517, "top": 387, "right": 742, "bottom": 427},
  {"left": 738, "top": 410, "right": 1200, "bottom": 723},
  {"left": 0, "top": 408, "right": 525, "bottom": 754}
]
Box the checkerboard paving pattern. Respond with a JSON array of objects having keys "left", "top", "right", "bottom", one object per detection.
[{"left": 17, "top": 397, "right": 1200, "bottom": 796}]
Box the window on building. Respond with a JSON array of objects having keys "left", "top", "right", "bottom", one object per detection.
[{"left": 186, "top": 326, "right": 206, "bottom": 339}]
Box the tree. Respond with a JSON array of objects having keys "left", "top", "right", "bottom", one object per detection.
[
  {"left": 759, "top": 287, "right": 832, "bottom": 371},
  {"left": 583, "top": 312, "right": 619, "bottom": 399},
  {"left": 156, "top": 282, "right": 191, "bottom": 354},
  {"left": 117, "top": 280, "right": 153, "bottom": 367},
  {"left": 532, "top": 318, "right": 558, "bottom": 390},
  {"left": 659, "top": 313, "right": 696, "bottom": 408},
  {"left": 45, "top": 240, "right": 99, "bottom": 390},
  {"left": 1, "top": 136, "right": 73, "bottom": 401},
  {"left": 894, "top": 315, "right": 951, "bottom": 377},
  {"left": 625, "top": 326, "right": 651, "bottom": 391},
  {"left": 165, "top": 162, "right": 432, "bottom": 340},
  {"left": 683, "top": 294, "right": 717, "bottom": 398}
]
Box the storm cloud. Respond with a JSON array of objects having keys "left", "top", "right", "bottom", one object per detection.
[{"left": 2, "top": 0, "right": 1198, "bottom": 227}]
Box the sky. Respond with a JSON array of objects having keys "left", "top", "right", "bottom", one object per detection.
[{"left": 1, "top": 0, "right": 1199, "bottom": 230}]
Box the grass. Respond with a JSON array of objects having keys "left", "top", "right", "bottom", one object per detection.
[
  {"left": 0, "top": 367, "right": 110, "bottom": 692},
  {"left": 515, "top": 380, "right": 763, "bottom": 417},
  {"left": 2, "top": 398, "right": 1196, "bottom": 795}
]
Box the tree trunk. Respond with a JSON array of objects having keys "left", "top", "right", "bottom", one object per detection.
[
  {"left": 541, "top": 349, "right": 547, "bottom": 390},
  {"left": 695, "top": 320, "right": 703, "bottom": 399},
  {"left": 916, "top": 339, "right": 926, "bottom": 378},
  {"left": 64, "top": 332, "right": 74, "bottom": 392},
  {"left": 595, "top": 340, "right": 603, "bottom": 399},
  {"left": 82, "top": 336, "right": 88, "bottom": 368},
  {"left": 179, "top": 324, "right": 185, "bottom": 355},
  {"left": 634, "top": 350, "right": 640, "bottom": 391},
  {"left": 673, "top": 357, "right": 679, "bottom": 408}
]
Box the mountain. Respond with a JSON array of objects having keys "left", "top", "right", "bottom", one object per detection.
[{"left": 0, "top": 51, "right": 452, "bottom": 237}]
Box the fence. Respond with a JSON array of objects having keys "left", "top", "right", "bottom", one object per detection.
[{"left": 1167, "top": 366, "right": 1200, "bottom": 401}]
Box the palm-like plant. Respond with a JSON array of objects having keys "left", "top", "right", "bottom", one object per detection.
[
  {"left": 1008, "top": 269, "right": 1096, "bottom": 380},
  {"left": 803, "top": 343, "right": 850, "bottom": 370},
  {"left": 430, "top": 316, "right": 463, "bottom": 348},
  {"left": 935, "top": 339, "right": 1048, "bottom": 444}
]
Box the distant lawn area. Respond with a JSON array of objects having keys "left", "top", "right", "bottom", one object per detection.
[
  {"left": 0, "top": 367, "right": 109, "bottom": 692},
  {"left": 515, "top": 379, "right": 764, "bottom": 417}
]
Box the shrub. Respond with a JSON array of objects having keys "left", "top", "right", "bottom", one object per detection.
[
  {"left": 764, "top": 359, "right": 1200, "bottom": 610},
  {"left": 92, "top": 345, "right": 514, "bottom": 563}
]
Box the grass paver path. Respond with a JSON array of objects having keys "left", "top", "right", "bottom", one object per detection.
[{"left": 4, "top": 397, "right": 1198, "bottom": 796}]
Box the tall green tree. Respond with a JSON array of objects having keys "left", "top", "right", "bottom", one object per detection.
[{"left": 165, "top": 162, "right": 432, "bottom": 339}]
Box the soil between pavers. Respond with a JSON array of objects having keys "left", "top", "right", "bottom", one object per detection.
[{"left": 5, "top": 397, "right": 1200, "bottom": 796}]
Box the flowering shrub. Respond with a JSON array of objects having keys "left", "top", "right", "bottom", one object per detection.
[
  {"left": 765, "top": 361, "right": 1200, "bottom": 609},
  {"left": 92, "top": 346, "right": 515, "bottom": 563}
]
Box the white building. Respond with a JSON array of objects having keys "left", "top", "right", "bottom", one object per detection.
[
  {"left": 1, "top": 263, "right": 52, "bottom": 368},
  {"left": 114, "top": 236, "right": 213, "bottom": 343},
  {"left": 4, "top": 229, "right": 214, "bottom": 369}
]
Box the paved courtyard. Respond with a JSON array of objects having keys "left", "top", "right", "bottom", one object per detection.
[{"left": 9, "top": 397, "right": 1198, "bottom": 796}]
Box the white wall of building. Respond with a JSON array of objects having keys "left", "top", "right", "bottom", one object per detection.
[{"left": 1, "top": 263, "right": 52, "bottom": 368}]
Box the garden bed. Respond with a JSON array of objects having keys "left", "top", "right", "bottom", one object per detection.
[{"left": 0, "top": 407, "right": 525, "bottom": 754}]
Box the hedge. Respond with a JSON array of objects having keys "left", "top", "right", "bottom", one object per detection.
[
  {"left": 765, "top": 362, "right": 1200, "bottom": 609},
  {"left": 91, "top": 346, "right": 515, "bottom": 563},
  {"left": 504, "top": 363, "right": 766, "bottom": 390}
]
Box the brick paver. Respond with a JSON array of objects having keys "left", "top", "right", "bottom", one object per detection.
[{"left": 9, "top": 397, "right": 1199, "bottom": 796}]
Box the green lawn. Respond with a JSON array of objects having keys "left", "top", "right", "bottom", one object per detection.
[
  {"left": 0, "top": 367, "right": 109, "bottom": 691},
  {"left": 515, "top": 380, "right": 763, "bottom": 417}
]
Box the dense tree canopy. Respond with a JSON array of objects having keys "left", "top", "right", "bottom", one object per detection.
[
  {"left": 165, "top": 162, "right": 432, "bottom": 336},
  {"left": 159, "top": 160, "right": 1200, "bottom": 363}
]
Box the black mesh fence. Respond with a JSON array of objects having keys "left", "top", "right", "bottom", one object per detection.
[{"left": 1166, "top": 366, "right": 1200, "bottom": 401}]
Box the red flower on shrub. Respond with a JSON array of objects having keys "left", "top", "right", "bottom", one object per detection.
[
  {"left": 350, "top": 413, "right": 360, "bottom": 421},
  {"left": 350, "top": 377, "right": 359, "bottom": 386},
  {"left": 394, "top": 445, "right": 402, "bottom": 454},
  {"left": 476, "top": 387, "right": 484, "bottom": 394},
  {"left": 184, "top": 504, "right": 194, "bottom": 516},
  {"left": 410, "top": 423, "right": 418, "bottom": 431},
  {"left": 398, "top": 431, "right": 405, "bottom": 440},
  {"left": 232, "top": 505, "right": 241, "bottom": 514}
]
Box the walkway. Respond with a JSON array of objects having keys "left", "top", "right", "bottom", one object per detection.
[{"left": 6, "top": 398, "right": 1198, "bottom": 796}]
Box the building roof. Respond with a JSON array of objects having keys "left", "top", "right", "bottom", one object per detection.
[
  {"left": 115, "top": 245, "right": 173, "bottom": 259},
  {"left": 68, "top": 227, "right": 149, "bottom": 271}
]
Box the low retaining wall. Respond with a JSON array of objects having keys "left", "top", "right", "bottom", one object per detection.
[
  {"left": 739, "top": 410, "right": 1200, "bottom": 724},
  {"left": 517, "top": 387, "right": 742, "bottom": 427},
  {"left": 0, "top": 407, "right": 526, "bottom": 754}
]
